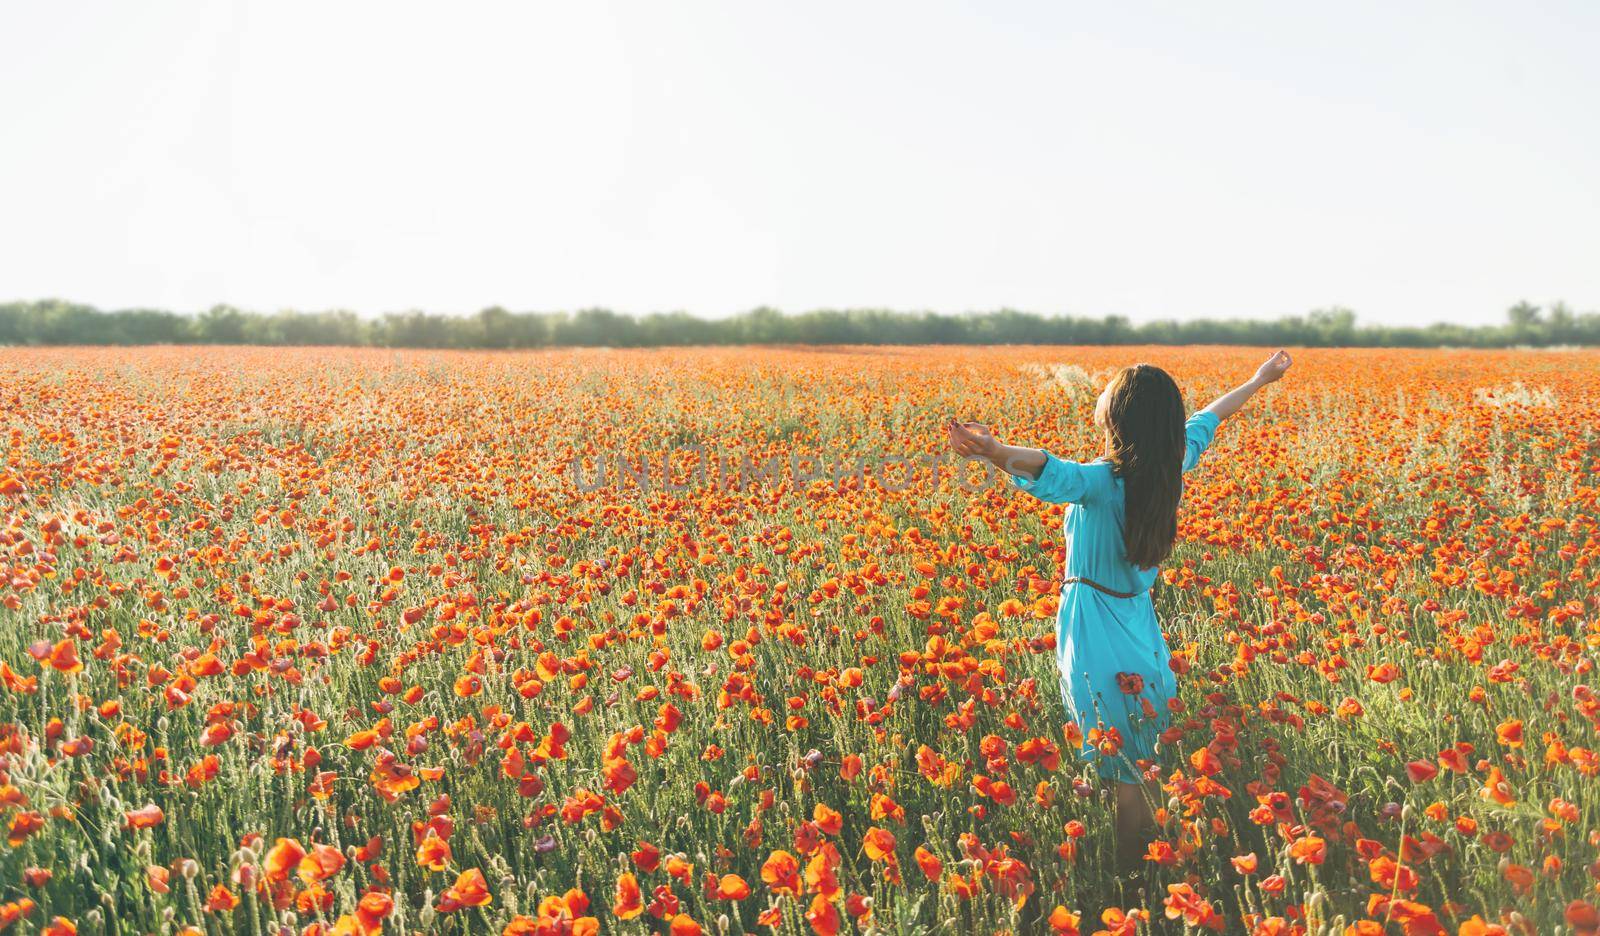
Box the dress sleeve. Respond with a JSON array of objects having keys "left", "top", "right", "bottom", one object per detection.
[
  {"left": 1009, "top": 452, "right": 1089, "bottom": 504},
  {"left": 1182, "top": 410, "right": 1221, "bottom": 474}
]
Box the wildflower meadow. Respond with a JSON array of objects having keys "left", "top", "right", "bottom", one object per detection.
[{"left": 1, "top": 345, "right": 1597, "bottom": 935}]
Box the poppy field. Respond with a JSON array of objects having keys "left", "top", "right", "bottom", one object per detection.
[{"left": 1, "top": 344, "right": 1598, "bottom": 935}]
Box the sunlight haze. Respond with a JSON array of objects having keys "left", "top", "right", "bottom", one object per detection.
[{"left": 2, "top": 1, "right": 1596, "bottom": 325}]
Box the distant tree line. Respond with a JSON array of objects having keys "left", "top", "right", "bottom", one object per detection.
[{"left": 1, "top": 299, "right": 1594, "bottom": 348}]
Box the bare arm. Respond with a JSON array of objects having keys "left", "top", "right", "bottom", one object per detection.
[
  {"left": 1202, "top": 350, "right": 1293, "bottom": 422},
  {"left": 945, "top": 420, "right": 1049, "bottom": 480}
]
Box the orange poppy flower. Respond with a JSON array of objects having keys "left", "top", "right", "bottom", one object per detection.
[
  {"left": 761, "top": 850, "right": 801, "bottom": 895},
  {"left": 124, "top": 804, "right": 164, "bottom": 829},
  {"left": 205, "top": 885, "right": 239, "bottom": 911},
  {"left": 863, "top": 827, "right": 896, "bottom": 862},
  {"left": 805, "top": 895, "right": 841, "bottom": 936},
  {"left": 415, "top": 834, "right": 451, "bottom": 871},
  {"left": 1288, "top": 836, "right": 1326, "bottom": 865},
  {"left": 1047, "top": 906, "right": 1081, "bottom": 935},
  {"left": 439, "top": 868, "right": 491, "bottom": 910},
  {"left": 612, "top": 872, "right": 643, "bottom": 919},
  {"left": 1480, "top": 767, "right": 1516, "bottom": 806},
  {"left": 263, "top": 838, "right": 306, "bottom": 882}
]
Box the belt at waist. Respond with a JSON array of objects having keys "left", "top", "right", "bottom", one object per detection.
[{"left": 1062, "top": 576, "right": 1148, "bottom": 600}]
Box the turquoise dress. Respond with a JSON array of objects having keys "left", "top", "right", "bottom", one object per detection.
[{"left": 1010, "top": 410, "right": 1220, "bottom": 783}]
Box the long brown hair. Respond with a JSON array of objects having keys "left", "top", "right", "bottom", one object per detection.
[{"left": 1099, "top": 364, "right": 1186, "bottom": 568}]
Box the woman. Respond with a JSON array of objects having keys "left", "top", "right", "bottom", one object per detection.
[{"left": 946, "top": 350, "right": 1292, "bottom": 875}]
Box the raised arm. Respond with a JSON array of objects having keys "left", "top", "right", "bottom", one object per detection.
[
  {"left": 1201, "top": 350, "right": 1292, "bottom": 422},
  {"left": 946, "top": 419, "right": 1090, "bottom": 503},
  {"left": 945, "top": 419, "right": 1047, "bottom": 479}
]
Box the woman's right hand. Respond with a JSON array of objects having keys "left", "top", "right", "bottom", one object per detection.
[
  {"left": 1252, "top": 349, "right": 1293, "bottom": 386},
  {"left": 946, "top": 419, "right": 1000, "bottom": 461}
]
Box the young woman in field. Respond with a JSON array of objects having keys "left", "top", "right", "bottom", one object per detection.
[{"left": 945, "top": 350, "right": 1292, "bottom": 880}]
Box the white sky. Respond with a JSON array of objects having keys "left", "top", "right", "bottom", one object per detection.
[{"left": 2, "top": 1, "right": 1596, "bottom": 326}]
